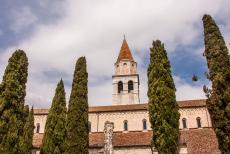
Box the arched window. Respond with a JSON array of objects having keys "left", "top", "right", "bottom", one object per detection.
[
  {"left": 124, "top": 120, "right": 128, "bottom": 131},
  {"left": 118, "top": 81, "right": 123, "bottom": 93},
  {"left": 128, "top": 80, "right": 133, "bottom": 93},
  {"left": 88, "top": 121, "right": 91, "bottom": 133},
  {"left": 182, "top": 118, "right": 187, "bottom": 128},
  {"left": 143, "top": 119, "right": 147, "bottom": 130},
  {"left": 196, "top": 117, "right": 201, "bottom": 128},
  {"left": 36, "top": 123, "right": 40, "bottom": 133}
]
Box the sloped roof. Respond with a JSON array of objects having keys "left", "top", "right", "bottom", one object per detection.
[
  {"left": 33, "top": 128, "right": 219, "bottom": 153},
  {"left": 116, "top": 38, "right": 134, "bottom": 62},
  {"left": 33, "top": 99, "right": 207, "bottom": 115}
]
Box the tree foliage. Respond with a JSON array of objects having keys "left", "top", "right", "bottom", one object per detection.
[
  {"left": 41, "top": 80, "right": 67, "bottom": 154},
  {"left": 66, "top": 57, "right": 89, "bottom": 154},
  {"left": 19, "top": 107, "right": 34, "bottom": 154},
  {"left": 0, "top": 50, "right": 28, "bottom": 153},
  {"left": 147, "top": 40, "right": 180, "bottom": 154},
  {"left": 203, "top": 14, "right": 230, "bottom": 153}
]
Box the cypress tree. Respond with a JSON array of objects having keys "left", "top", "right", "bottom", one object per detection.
[
  {"left": 147, "top": 40, "right": 180, "bottom": 154},
  {"left": 203, "top": 14, "right": 230, "bottom": 152},
  {"left": 40, "top": 79, "right": 67, "bottom": 154},
  {"left": 23, "top": 105, "right": 30, "bottom": 121},
  {"left": 0, "top": 50, "right": 28, "bottom": 153},
  {"left": 66, "top": 57, "right": 88, "bottom": 154},
  {"left": 19, "top": 107, "right": 34, "bottom": 154}
]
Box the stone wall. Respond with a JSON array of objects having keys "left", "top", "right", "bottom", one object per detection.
[
  {"left": 114, "top": 60, "right": 137, "bottom": 75},
  {"left": 34, "top": 114, "right": 47, "bottom": 134},
  {"left": 179, "top": 107, "right": 212, "bottom": 129},
  {"left": 34, "top": 107, "right": 212, "bottom": 134},
  {"left": 89, "top": 146, "right": 188, "bottom": 154},
  {"left": 112, "top": 74, "right": 140, "bottom": 105}
]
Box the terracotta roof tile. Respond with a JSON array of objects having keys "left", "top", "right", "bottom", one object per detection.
[
  {"left": 34, "top": 109, "right": 49, "bottom": 115},
  {"left": 180, "top": 128, "right": 220, "bottom": 154},
  {"left": 32, "top": 133, "right": 43, "bottom": 149},
  {"left": 116, "top": 38, "right": 134, "bottom": 62},
  {"left": 113, "top": 131, "right": 152, "bottom": 147},
  {"left": 177, "top": 99, "right": 206, "bottom": 108},
  {"left": 90, "top": 132, "right": 104, "bottom": 147},
  {"left": 89, "top": 104, "right": 147, "bottom": 113},
  {"left": 33, "top": 128, "right": 219, "bottom": 153}
]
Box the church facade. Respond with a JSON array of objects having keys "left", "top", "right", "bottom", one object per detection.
[{"left": 32, "top": 39, "right": 220, "bottom": 154}]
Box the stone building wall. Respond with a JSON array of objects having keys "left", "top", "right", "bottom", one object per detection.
[
  {"left": 34, "top": 107, "right": 212, "bottom": 134},
  {"left": 114, "top": 60, "right": 137, "bottom": 75},
  {"left": 112, "top": 73, "right": 140, "bottom": 105},
  {"left": 34, "top": 114, "right": 47, "bottom": 134},
  {"left": 179, "top": 107, "right": 212, "bottom": 129},
  {"left": 89, "top": 110, "right": 151, "bottom": 132}
]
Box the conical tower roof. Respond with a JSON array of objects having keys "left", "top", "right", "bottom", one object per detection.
[{"left": 116, "top": 37, "right": 134, "bottom": 62}]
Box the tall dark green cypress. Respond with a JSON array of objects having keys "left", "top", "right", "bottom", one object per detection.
[
  {"left": 147, "top": 40, "right": 180, "bottom": 154},
  {"left": 41, "top": 79, "right": 67, "bottom": 154},
  {"left": 0, "top": 50, "right": 28, "bottom": 153},
  {"left": 66, "top": 57, "right": 88, "bottom": 154},
  {"left": 203, "top": 14, "right": 230, "bottom": 153},
  {"left": 19, "top": 107, "right": 34, "bottom": 154}
]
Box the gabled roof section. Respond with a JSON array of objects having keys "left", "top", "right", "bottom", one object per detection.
[
  {"left": 33, "top": 99, "right": 207, "bottom": 115},
  {"left": 33, "top": 128, "right": 220, "bottom": 153},
  {"left": 116, "top": 37, "right": 134, "bottom": 62}
]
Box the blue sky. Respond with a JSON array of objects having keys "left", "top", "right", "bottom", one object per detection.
[{"left": 0, "top": 0, "right": 230, "bottom": 108}]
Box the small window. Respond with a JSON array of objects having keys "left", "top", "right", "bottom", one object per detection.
[
  {"left": 36, "top": 123, "right": 40, "bottom": 133},
  {"left": 182, "top": 118, "right": 187, "bottom": 128},
  {"left": 118, "top": 81, "right": 123, "bottom": 93},
  {"left": 88, "top": 121, "right": 91, "bottom": 132},
  {"left": 143, "top": 119, "right": 147, "bottom": 130},
  {"left": 117, "top": 65, "right": 119, "bottom": 67},
  {"left": 124, "top": 120, "right": 128, "bottom": 131},
  {"left": 132, "top": 63, "right": 134, "bottom": 66},
  {"left": 123, "top": 63, "right": 127, "bottom": 66},
  {"left": 128, "top": 80, "right": 133, "bottom": 93},
  {"left": 196, "top": 117, "right": 201, "bottom": 128}
]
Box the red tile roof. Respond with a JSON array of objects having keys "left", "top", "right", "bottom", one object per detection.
[
  {"left": 34, "top": 99, "right": 207, "bottom": 115},
  {"left": 33, "top": 133, "right": 43, "bottom": 149},
  {"left": 180, "top": 128, "right": 220, "bottom": 154},
  {"left": 116, "top": 38, "right": 134, "bottom": 62},
  {"left": 89, "top": 103, "right": 147, "bottom": 113},
  {"left": 177, "top": 99, "right": 206, "bottom": 108},
  {"left": 33, "top": 128, "right": 219, "bottom": 153}
]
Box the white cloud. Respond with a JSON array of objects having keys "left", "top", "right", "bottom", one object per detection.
[
  {"left": 174, "top": 76, "right": 208, "bottom": 101},
  {"left": 0, "top": 0, "right": 230, "bottom": 107},
  {"left": 10, "top": 6, "right": 38, "bottom": 33}
]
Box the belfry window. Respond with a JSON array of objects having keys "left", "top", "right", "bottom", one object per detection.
[
  {"left": 124, "top": 120, "right": 128, "bottom": 131},
  {"left": 196, "top": 117, "right": 201, "bottom": 128},
  {"left": 128, "top": 80, "right": 133, "bottom": 93},
  {"left": 182, "top": 118, "right": 187, "bottom": 128},
  {"left": 118, "top": 81, "right": 123, "bottom": 93},
  {"left": 143, "top": 119, "right": 147, "bottom": 130},
  {"left": 36, "top": 123, "right": 40, "bottom": 133}
]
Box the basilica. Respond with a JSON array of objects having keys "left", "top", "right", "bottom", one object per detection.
[{"left": 32, "top": 38, "right": 220, "bottom": 154}]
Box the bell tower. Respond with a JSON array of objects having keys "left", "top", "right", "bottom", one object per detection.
[{"left": 112, "top": 37, "right": 140, "bottom": 105}]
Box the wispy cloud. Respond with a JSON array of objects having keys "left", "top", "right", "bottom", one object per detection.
[{"left": 9, "top": 6, "right": 38, "bottom": 33}]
